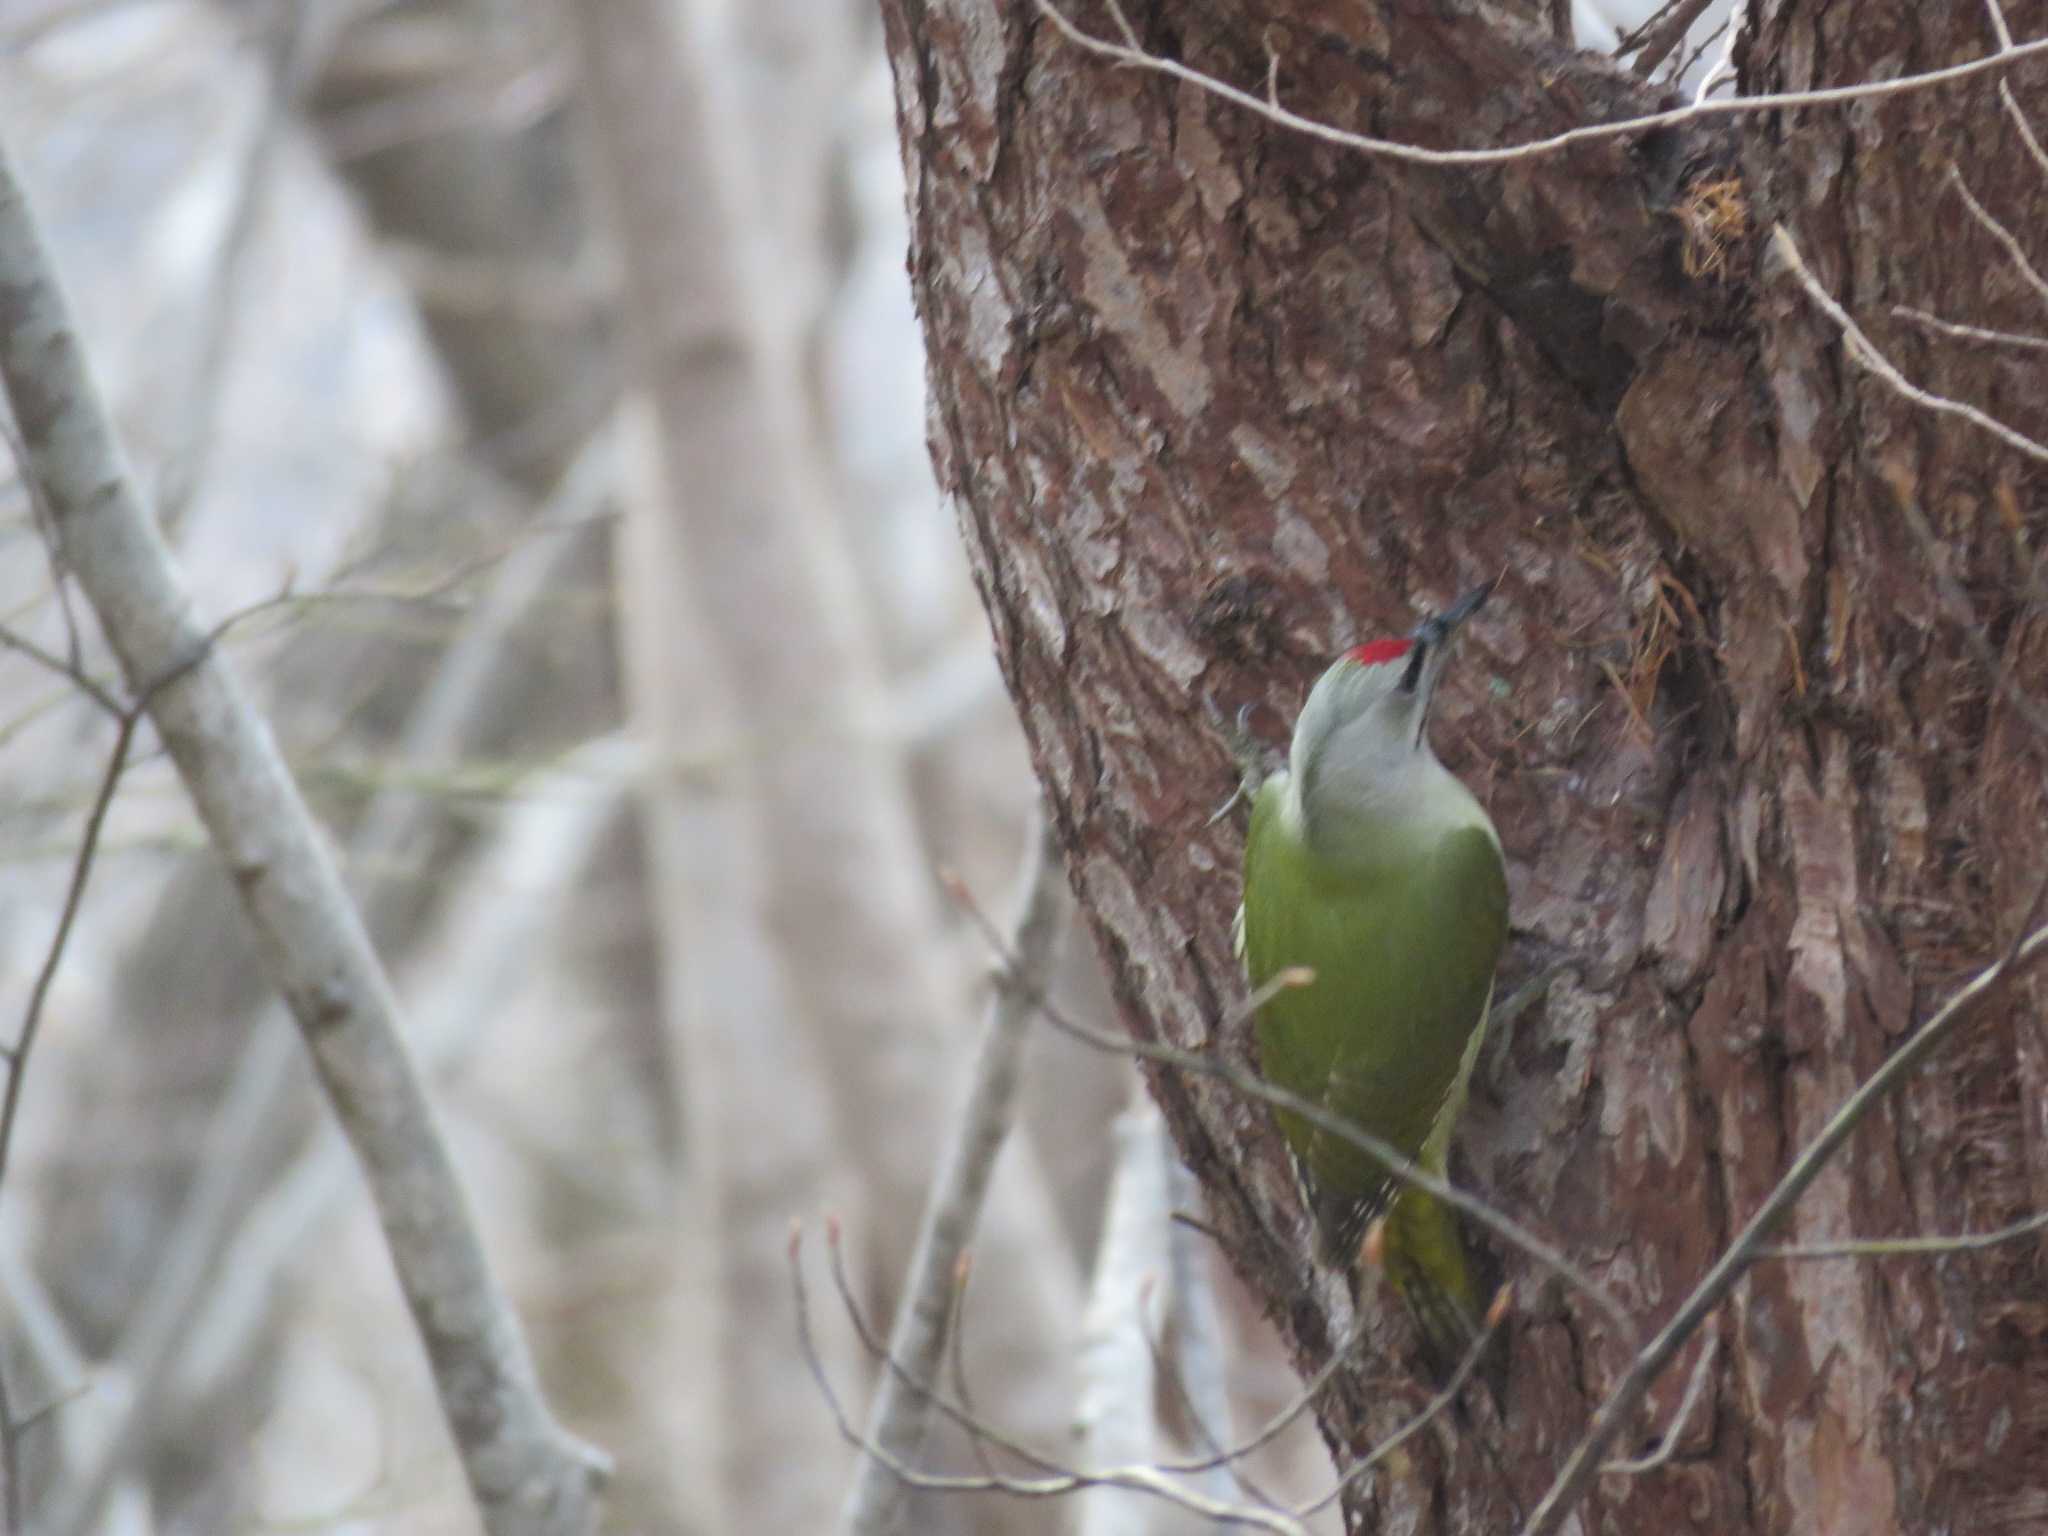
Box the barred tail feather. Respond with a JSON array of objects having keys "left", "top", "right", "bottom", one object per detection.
[{"left": 1382, "top": 1186, "right": 1483, "bottom": 1381}]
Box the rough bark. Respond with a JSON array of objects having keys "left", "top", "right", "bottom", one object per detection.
[{"left": 880, "top": 1, "right": 2048, "bottom": 1531}]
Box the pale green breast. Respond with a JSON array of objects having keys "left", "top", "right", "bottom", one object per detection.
[{"left": 1242, "top": 774, "right": 1508, "bottom": 1219}]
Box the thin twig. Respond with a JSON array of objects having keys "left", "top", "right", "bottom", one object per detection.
[
  {"left": 1075, "top": 1100, "right": 1174, "bottom": 1536},
  {"left": 0, "top": 708, "right": 140, "bottom": 1194},
  {"left": 1689, "top": 0, "right": 1750, "bottom": 104},
  {"left": 1620, "top": 0, "right": 1716, "bottom": 79},
  {"left": 1774, "top": 223, "right": 2048, "bottom": 742},
  {"left": 0, "top": 413, "right": 86, "bottom": 677},
  {"left": 1155, "top": 1336, "right": 1354, "bottom": 1480},
  {"left": 945, "top": 1257, "right": 1004, "bottom": 1482},
  {"left": 10, "top": 1381, "right": 89, "bottom": 1440},
  {"left": 0, "top": 624, "right": 121, "bottom": 716},
  {"left": 1984, "top": 0, "right": 2017, "bottom": 49},
  {"left": 0, "top": 680, "right": 149, "bottom": 1536},
  {"left": 1297, "top": 1288, "right": 1509, "bottom": 1517},
  {"left": 1945, "top": 165, "right": 2048, "bottom": 315},
  {"left": 2000, "top": 79, "right": 2048, "bottom": 177},
  {"left": 1982, "top": 0, "right": 2048, "bottom": 178},
  {"left": 1772, "top": 224, "right": 2048, "bottom": 466},
  {"left": 1892, "top": 306, "right": 2048, "bottom": 353},
  {"left": 1035, "top": 0, "right": 2048, "bottom": 169},
  {"left": 1162, "top": 1157, "right": 1262, "bottom": 1507},
  {"left": 1890, "top": 489, "right": 2048, "bottom": 745},
  {"left": 1519, "top": 915, "right": 2048, "bottom": 1536},
  {"left": 1761, "top": 1207, "right": 2048, "bottom": 1259},
  {"left": 1669, "top": 15, "right": 1731, "bottom": 89},
  {"left": 825, "top": 1220, "right": 1093, "bottom": 1480},
  {"left": 835, "top": 816, "right": 1070, "bottom": 1536},
  {"left": 1600, "top": 1335, "right": 1718, "bottom": 1475},
  {"left": 797, "top": 1221, "right": 1509, "bottom": 1532},
  {"left": 0, "top": 1335, "right": 15, "bottom": 1536},
  {"left": 827, "top": 1210, "right": 1361, "bottom": 1491},
  {"left": 793, "top": 1228, "right": 1314, "bottom": 1534},
  {"left": 1143, "top": 1310, "right": 1281, "bottom": 1511}
]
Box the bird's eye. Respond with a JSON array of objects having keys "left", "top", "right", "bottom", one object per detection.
[{"left": 1399, "top": 642, "right": 1427, "bottom": 693}]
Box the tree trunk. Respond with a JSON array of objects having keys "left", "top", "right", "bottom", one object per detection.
[{"left": 878, "top": 1, "right": 2048, "bottom": 1531}]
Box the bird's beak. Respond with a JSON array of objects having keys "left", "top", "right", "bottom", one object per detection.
[{"left": 1412, "top": 578, "right": 1498, "bottom": 648}]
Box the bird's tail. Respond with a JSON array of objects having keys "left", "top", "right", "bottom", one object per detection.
[{"left": 1380, "top": 1185, "right": 1483, "bottom": 1379}]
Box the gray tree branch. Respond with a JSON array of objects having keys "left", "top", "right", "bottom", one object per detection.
[
  {"left": 837, "top": 817, "right": 1070, "bottom": 1536},
  {"left": 0, "top": 133, "right": 606, "bottom": 1536}
]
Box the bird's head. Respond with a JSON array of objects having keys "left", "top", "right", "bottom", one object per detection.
[{"left": 1289, "top": 580, "right": 1495, "bottom": 813}]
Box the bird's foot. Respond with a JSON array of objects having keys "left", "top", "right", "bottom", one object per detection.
[{"left": 1205, "top": 698, "right": 1277, "bottom": 825}]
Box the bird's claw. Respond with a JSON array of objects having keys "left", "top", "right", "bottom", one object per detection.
[
  {"left": 1204, "top": 696, "right": 1277, "bottom": 824},
  {"left": 1205, "top": 780, "right": 1247, "bottom": 827}
]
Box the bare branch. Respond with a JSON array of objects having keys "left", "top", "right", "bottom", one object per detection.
[
  {"left": 1519, "top": 917, "right": 2048, "bottom": 1536},
  {"left": 1945, "top": 165, "right": 2048, "bottom": 315},
  {"left": 1163, "top": 1158, "right": 1255, "bottom": 1509},
  {"left": 1296, "top": 1291, "right": 1508, "bottom": 1518},
  {"left": 1773, "top": 221, "right": 2048, "bottom": 744},
  {"left": 1771, "top": 224, "right": 2048, "bottom": 466},
  {"left": 836, "top": 816, "right": 1070, "bottom": 1536},
  {"left": 1599, "top": 1336, "right": 1718, "bottom": 1475},
  {"left": 0, "top": 131, "right": 606, "bottom": 1536},
  {"left": 1689, "top": 0, "right": 1750, "bottom": 104},
  {"left": 0, "top": 1331, "right": 16, "bottom": 1536},
  {"left": 825, "top": 1220, "right": 1082, "bottom": 1481},
  {"left": 1617, "top": 0, "right": 1718, "bottom": 78},
  {"left": 793, "top": 1229, "right": 1315, "bottom": 1534},
  {"left": 0, "top": 413, "right": 88, "bottom": 676},
  {"left": 0, "top": 708, "right": 140, "bottom": 1194},
  {"left": 1761, "top": 1208, "right": 2048, "bottom": 1259},
  {"left": 176, "top": 734, "right": 636, "bottom": 1404},
  {"left": 1982, "top": 0, "right": 2048, "bottom": 177},
  {"left": 1035, "top": 0, "right": 2048, "bottom": 169},
  {"left": 1892, "top": 306, "right": 2048, "bottom": 353},
  {"left": 0, "top": 624, "right": 120, "bottom": 716},
  {"left": 827, "top": 1204, "right": 1346, "bottom": 1493},
  {"left": 796, "top": 1221, "right": 1508, "bottom": 1533},
  {"left": 42, "top": 454, "right": 620, "bottom": 1536},
  {"left": 1075, "top": 1098, "right": 1175, "bottom": 1536},
  {"left": 2000, "top": 80, "right": 2048, "bottom": 177}
]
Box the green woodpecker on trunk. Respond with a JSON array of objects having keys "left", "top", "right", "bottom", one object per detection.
[{"left": 1237, "top": 582, "right": 1507, "bottom": 1363}]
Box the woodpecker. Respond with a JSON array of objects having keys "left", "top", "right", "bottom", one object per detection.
[{"left": 1237, "top": 582, "right": 1507, "bottom": 1360}]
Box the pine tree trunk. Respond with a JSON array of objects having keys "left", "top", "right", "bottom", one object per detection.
[{"left": 878, "top": 1, "right": 2048, "bottom": 1530}]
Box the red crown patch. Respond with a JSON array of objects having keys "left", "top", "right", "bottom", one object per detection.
[{"left": 1344, "top": 638, "right": 1414, "bottom": 667}]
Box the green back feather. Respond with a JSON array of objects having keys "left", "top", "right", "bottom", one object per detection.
[{"left": 1242, "top": 772, "right": 1507, "bottom": 1262}]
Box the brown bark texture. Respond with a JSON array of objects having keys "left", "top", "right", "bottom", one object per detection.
[{"left": 879, "top": 1, "right": 2048, "bottom": 1531}]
